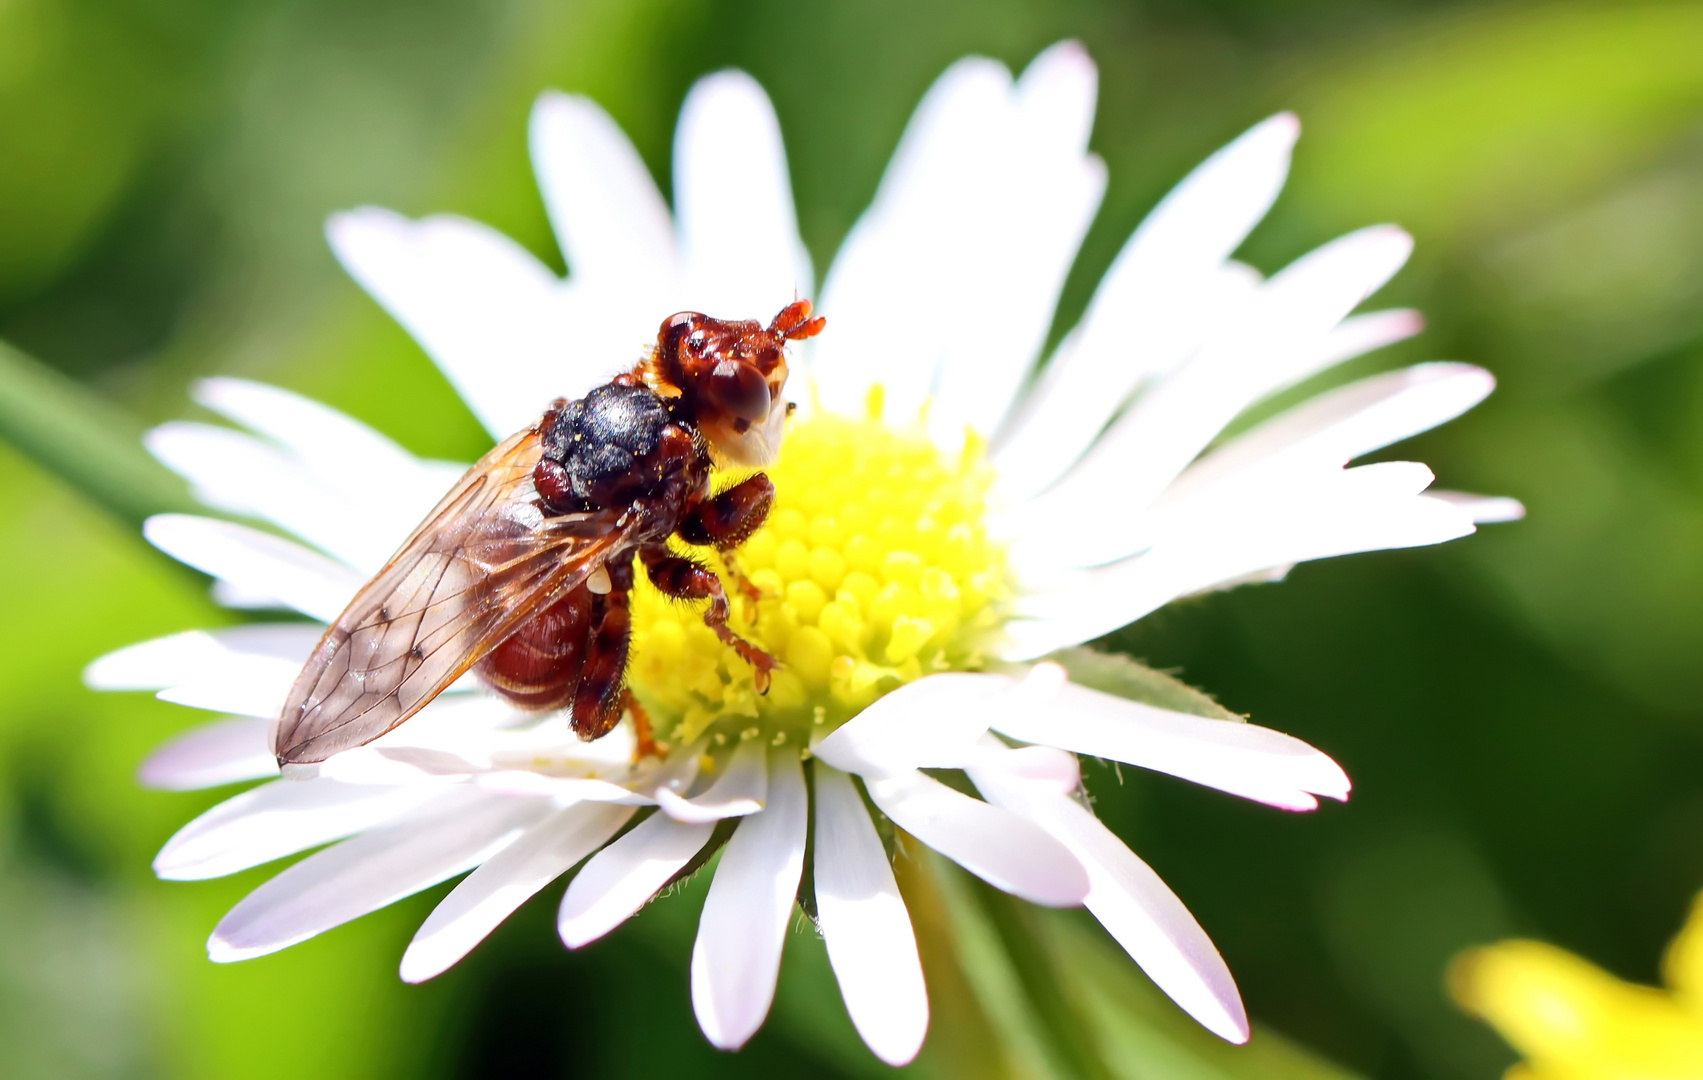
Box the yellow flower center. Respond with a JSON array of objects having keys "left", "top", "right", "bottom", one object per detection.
[{"left": 627, "top": 392, "right": 1008, "bottom": 757}]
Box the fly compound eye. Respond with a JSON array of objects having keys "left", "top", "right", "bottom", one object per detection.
[{"left": 708, "top": 358, "right": 772, "bottom": 422}]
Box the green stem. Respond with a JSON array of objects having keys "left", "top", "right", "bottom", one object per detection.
[
  {"left": 917, "top": 846, "right": 1117, "bottom": 1080},
  {"left": 0, "top": 339, "right": 194, "bottom": 524},
  {"left": 971, "top": 881, "right": 1117, "bottom": 1080}
]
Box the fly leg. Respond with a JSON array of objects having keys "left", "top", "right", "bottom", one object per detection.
[
  {"left": 678, "top": 474, "right": 774, "bottom": 603},
  {"left": 721, "top": 552, "right": 762, "bottom": 605},
  {"left": 621, "top": 687, "right": 664, "bottom": 761},
  {"left": 569, "top": 561, "right": 635, "bottom": 741},
  {"left": 678, "top": 474, "right": 774, "bottom": 551},
  {"left": 641, "top": 546, "right": 778, "bottom": 694}
]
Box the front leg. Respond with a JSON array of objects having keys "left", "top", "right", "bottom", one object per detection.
[
  {"left": 678, "top": 474, "right": 773, "bottom": 603},
  {"left": 677, "top": 474, "right": 774, "bottom": 550},
  {"left": 640, "top": 545, "right": 778, "bottom": 693}
]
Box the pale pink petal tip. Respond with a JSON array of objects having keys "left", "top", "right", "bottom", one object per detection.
[
  {"left": 1429, "top": 490, "right": 1526, "bottom": 524},
  {"left": 865, "top": 771, "right": 1090, "bottom": 906},
  {"left": 994, "top": 682, "right": 1352, "bottom": 812},
  {"left": 137, "top": 716, "right": 277, "bottom": 791}
]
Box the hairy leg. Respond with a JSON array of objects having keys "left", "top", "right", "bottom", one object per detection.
[
  {"left": 641, "top": 546, "right": 778, "bottom": 693},
  {"left": 678, "top": 474, "right": 774, "bottom": 605},
  {"left": 621, "top": 687, "right": 663, "bottom": 761},
  {"left": 678, "top": 474, "right": 774, "bottom": 550},
  {"left": 570, "top": 572, "right": 634, "bottom": 740}
]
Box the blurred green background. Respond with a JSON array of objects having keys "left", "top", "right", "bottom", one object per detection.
[{"left": 3, "top": 0, "right": 1702, "bottom": 1077}]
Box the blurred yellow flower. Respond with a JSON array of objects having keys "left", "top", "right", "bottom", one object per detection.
[{"left": 1451, "top": 891, "right": 1703, "bottom": 1080}]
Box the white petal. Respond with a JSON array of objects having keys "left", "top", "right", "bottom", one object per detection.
[
  {"left": 813, "top": 765, "right": 928, "bottom": 1065},
  {"left": 691, "top": 751, "right": 807, "bottom": 1050},
  {"left": 812, "top": 673, "right": 1013, "bottom": 777},
  {"left": 400, "top": 802, "right": 634, "bottom": 982},
  {"left": 310, "top": 697, "right": 578, "bottom": 786},
  {"left": 673, "top": 72, "right": 811, "bottom": 319},
  {"left": 1303, "top": 308, "right": 1423, "bottom": 371},
  {"left": 187, "top": 380, "right": 463, "bottom": 567},
  {"left": 1154, "top": 363, "right": 1494, "bottom": 510},
  {"left": 143, "top": 514, "right": 361, "bottom": 623},
  {"left": 155, "top": 779, "right": 443, "bottom": 881},
  {"left": 558, "top": 812, "right": 714, "bottom": 947},
  {"left": 211, "top": 580, "right": 292, "bottom": 610},
  {"left": 814, "top": 46, "right": 1103, "bottom": 441},
  {"left": 530, "top": 91, "right": 677, "bottom": 292},
  {"left": 1100, "top": 112, "right": 1297, "bottom": 303},
  {"left": 147, "top": 422, "right": 386, "bottom": 570},
  {"left": 965, "top": 741, "right": 1081, "bottom": 794},
  {"left": 192, "top": 378, "right": 425, "bottom": 492},
  {"left": 328, "top": 208, "right": 621, "bottom": 439},
  {"left": 1021, "top": 225, "right": 1415, "bottom": 561},
  {"left": 926, "top": 42, "right": 1105, "bottom": 446},
  {"left": 991, "top": 680, "right": 1350, "bottom": 810},
  {"left": 656, "top": 737, "right": 767, "bottom": 823},
  {"left": 208, "top": 788, "right": 547, "bottom": 961},
  {"left": 863, "top": 770, "right": 1087, "bottom": 907},
  {"left": 993, "top": 262, "right": 1260, "bottom": 502},
  {"left": 968, "top": 753, "right": 1248, "bottom": 1043},
  {"left": 1003, "top": 364, "right": 1503, "bottom": 582},
  {"left": 138, "top": 717, "right": 278, "bottom": 790},
  {"left": 1427, "top": 490, "right": 1526, "bottom": 523},
  {"left": 992, "top": 113, "right": 1299, "bottom": 496},
  {"left": 813, "top": 57, "right": 1011, "bottom": 420},
  {"left": 155, "top": 666, "right": 296, "bottom": 720},
  {"left": 1005, "top": 464, "right": 1476, "bottom": 657},
  {"left": 85, "top": 625, "right": 322, "bottom": 690},
  {"left": 473, "top": 772, "right": 656, "bottom": 804},
  {"left": 316, "top": 746, "right": 474, "bottom": 785}
]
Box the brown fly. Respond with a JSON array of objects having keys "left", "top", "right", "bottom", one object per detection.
[{"left": 272, "top": 301, "right": 825, "bottom": 768}]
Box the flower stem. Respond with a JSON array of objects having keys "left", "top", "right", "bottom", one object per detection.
[
  {"left": 0, "top": 339, "right": 193, "bottom": 524},
  {"left": 908, "top": 842, "right": 1115, "bottom": 1080}
]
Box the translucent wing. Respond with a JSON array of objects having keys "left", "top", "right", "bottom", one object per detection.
[{"left": 273, "top": 424, "right": 629, "bottom": 766}]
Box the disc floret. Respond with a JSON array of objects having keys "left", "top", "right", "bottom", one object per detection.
[{"left": 626, "top": 399, "right": 1007, "bottom": 757}]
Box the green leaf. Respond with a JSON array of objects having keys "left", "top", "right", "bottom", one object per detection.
[
  {"left": 1288, "top": 4, "right": 1703, "bottom": 245},
  {"left": 1041, "top": 911, "right": 1364, "bottom": 1080},
  {"left": 0, "top": 339, "right": 193, "bottom": 525},
  {"left": 613, "top": 847, "right": 908, "bottom": 1079},
  {"left": 893, "top": 840, "right": 1021, "bottom": 1080},
  {"left": 1046, "top": 647, "right": 1245, "bottom": 723},
  {"left": 908, "top": 847, "right": 1068, "bottom": 1079},
  {"left": 912, "top": 849, "right": 1363, "bottom": 1080}
]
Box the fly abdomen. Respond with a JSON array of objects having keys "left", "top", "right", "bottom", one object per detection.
[{"left": 475, "top": 586, "right": 594, "bottom": 710}]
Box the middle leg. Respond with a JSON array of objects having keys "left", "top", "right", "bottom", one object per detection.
[{"left": 640, "top": 545, "right": 778, "bottom": 693}]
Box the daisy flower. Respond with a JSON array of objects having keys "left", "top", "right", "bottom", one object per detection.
[{"left": 88, "top": 42, "right": 1519, "bottom": 1067}]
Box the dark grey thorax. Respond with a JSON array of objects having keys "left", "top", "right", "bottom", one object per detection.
[{"left": 539, "top": 383, "right": 686, "bottom": 512}]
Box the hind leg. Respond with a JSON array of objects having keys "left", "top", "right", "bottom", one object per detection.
[
  {"left": 620, "top": 687, "right": 663, "bottom": 761},
  {"left": 569, "top": 565, "right": 635, "bottom": 741}
]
